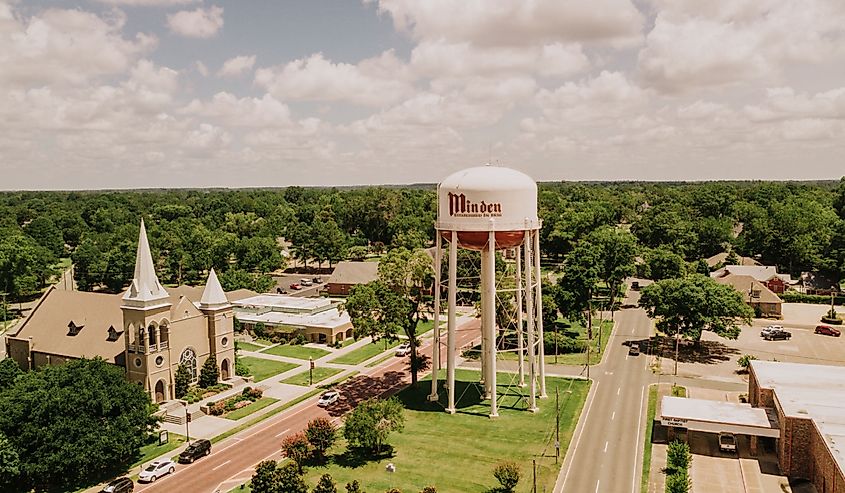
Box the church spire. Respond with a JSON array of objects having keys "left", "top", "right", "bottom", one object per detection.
[
  {"left": 200, "top": 268, "right": 228, "bottom": 309},
  {"left": 122, "top": 219, "right": 170, "bottom": 308}
]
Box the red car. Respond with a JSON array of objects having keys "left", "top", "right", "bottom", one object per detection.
[
  {"left": 815, "top": 325, "right": 841, "bottom": 337},
  {"left": 289, "top": 283, "right": 301, "bottom": 290}
]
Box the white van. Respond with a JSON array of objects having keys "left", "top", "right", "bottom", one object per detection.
[{"left": 300, "top": 278, "right": 313, "bottom": 287}]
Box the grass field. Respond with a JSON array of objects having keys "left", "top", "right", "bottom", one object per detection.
[
  {"left": 260, "top": 344, "right": 331, "bottom": 360},
  {"left": 280, "top": 369, "right": 590, "bottom": 492},
  {"left": 240, "top": 356, "right": 298, "bottom": 382},
  {"left": 330, "top": 338, "right": 402, "bottom": 365},
  {"left": 225, "top": 397, "right": 279, "bottom": 420},
  {"left": 235, "top": 341, "right": 265, "bottom": 352},
  {"left": 280, "top": 367, "right": 344, "bottom": 386},
  {"left": 212, "top": 389, "right": 323, "bottom": 444},
  {"left": 132, "top": 432, "right": 186, "bottom": 468},
  {"left": 641, "top": 385, "right": 658, "bottom": 491}
]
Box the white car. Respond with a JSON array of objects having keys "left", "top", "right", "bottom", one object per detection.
[
  {"left": 395, "top": 343, "right": 411, "bottom": 357},
  {"left": 317, "top": 390, "right": 339, "bottom": 407},
  {"left": 138, "top": 459, "right": 175, "bottom": 483}
]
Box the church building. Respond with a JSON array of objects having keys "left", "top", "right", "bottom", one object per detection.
[{"left": 5, "top": 220, "right": 241, "bottom": 403}]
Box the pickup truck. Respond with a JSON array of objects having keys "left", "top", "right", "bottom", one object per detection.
[
  {"left": 761, "top": 327, "right": 791, "bottom": 341},
  {"left": 719, "top": 432, "right": 737, "bottom": 452}
]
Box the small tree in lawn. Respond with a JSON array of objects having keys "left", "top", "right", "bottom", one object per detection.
[
  {"left": 420, "top": 487, "right": 437, "bottom": 493},
  {"left": 666, "top": 440, "right": 692, "bottom": 473},
  {"left": 312, "top": 474, "right": 338, "bottom": 493},
  {"left": 199, "top": 355, "right": 219, "bottom": 388},
  {"left": 737, "top": 354, "right": 757, "bottom": 373},
  {"left": 250, "top": 460, "right": 280, "bottom": 493},
  {"left": 493, "top": 461, "right": 520, "bottom": 491},
  {"left": 343, "top": 397, "right": 405, "bottom": 455},
  {"left": 666, "top": 469, "right": 691, "bottom": 493},
  {"left": 384, "top": 489, "right": 401, "bottom": 493},
  {"left": 174, "top": 363, "right": 191, "bottom": 399},
  {"left": 277, "top": 462, "right": 308, "bottom": 493},
  {"left": 345, "top": 480, "right": 363, "bottom": 493},
  {"left": 281, "top": 432, "right": 311, "bottom": 472},
  {"left": 305, "top": 417, "right": 336, "bottom": 460}
]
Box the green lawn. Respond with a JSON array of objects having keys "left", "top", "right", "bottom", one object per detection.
[
  {"left": 641, "top": 385, "right": 658, "bottom": 491},
  {"left": 225, "top": 397, "right": 279, "bottom": 420},
  {"left": 212, "top": 389, "right": 322, "bottom": 444},
  {"left": 255, "top": 338, "right": 274, "bottom": 346},
  {"left": 416, "top": 320, "right": 435, "bottom": 335},
  {"left": 132, "top": 432, "right": 186, "bottom": 468},
  {"left": 329, "top": 338, "right": 402, "bottom": 365},
  {"left": 239, "top": 356, "right": 298, "bottom": 382},
  {"left": 291, "top": 370, "right": 590, "bottom": 492},
  {"left": 365, "top": 352, "right": 396, "bottom": 368},
  {"left": 236, "top": 341, "right": 265, "bottom": 352},
  {"left": 280, "top": 367, "right": 344, "bottom": 386},
  {"left": 671, "top": 385, "right": 687, "bottom": 398},
  {"left": 260, "top": 344, "right": 330, "bottom": 360}
]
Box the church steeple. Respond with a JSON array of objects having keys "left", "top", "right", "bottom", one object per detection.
[
  {"left": 122, "top": 219, "right": 170, "bottom": 309},
  {"left": 199, "top": 268, "right": 228, "bottom": 310}
]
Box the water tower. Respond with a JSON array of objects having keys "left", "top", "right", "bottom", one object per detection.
[{"left": 428, "top": 164, "right": 547, "bottom": 417}]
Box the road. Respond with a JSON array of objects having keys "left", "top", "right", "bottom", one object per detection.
[
  {"left": 138, "top": 319, "right": 480, "bottom": 493},
  {"left": 557, "top": 285, "right": 654, "bottom": 493}
]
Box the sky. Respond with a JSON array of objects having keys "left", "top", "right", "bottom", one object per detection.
[{"left": 1, "top": 0, "right": 845, "bottom": 190}]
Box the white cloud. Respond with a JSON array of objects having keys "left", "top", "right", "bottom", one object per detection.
[
  {"left": 218, "top": 55, "right": 256, "bottom": 77},
  {"left": 372, "top": 0, "right": 644, "bottom": 47},
  {"left": 255, "top": 51, "right": 412, "bottom": 106},
  {"left": 195, "top": 61, "right": 209, "bottom": 76},
  {"left": 94, "top": 0, "right": 199, "bottom": 5},
  {"left": 167, "top": 5, "right": 223, "bottom": 38},
  {"left": 0, "top": 7, "right": 156, "bottom": 88},
  {"left": 180, "top": 92, "right": 293, "bottom": 127}
]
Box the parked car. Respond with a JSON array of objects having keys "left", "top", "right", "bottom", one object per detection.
[
  {"left": 178, "top": 438, "right": 211, "bottom": 463},
  {"left": 815, "top": 324, "right": 842, "bottom": 337},
  {"left": 289, "top": 283, "right": 301, "bottom": 290},
  {"left": 100, "top": 477, "right": 133, "bottom": 493},
  {"left": 317, "top": 390, "right": 340, "bottom": 407},
  {"left": 628, "top": 343, "right": 640, "bottom": 356},
  {"left": 395, "top": 342, "right": 411, "bottom": 356},
  {"left": 762, "top": 328, "right": 791, "bottom": 341},
  {"left": 300, "top": 278, "right": 313, "bottom": 287},
  {"left": 631, "top": 281, "right": 640, "bottom": 290},
  {"left": 138, "top": 459, "right": 175, "bottom": 483},
  {"left": 313, "top": 277, "right": 323, "bottom": 284},
  {"left": 718, "top": 432, "right": 737, "bottom": 452}
]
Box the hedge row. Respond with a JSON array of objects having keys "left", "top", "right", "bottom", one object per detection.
[{"left": 781, "top": 292, "right": 845, "bottom": 305}]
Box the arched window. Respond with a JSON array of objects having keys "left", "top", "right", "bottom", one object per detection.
[{"left": 179, "top": 348, "right": 198, "bottom": 383}]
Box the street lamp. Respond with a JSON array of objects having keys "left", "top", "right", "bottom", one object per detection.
[{"left": 182, "top": 401, "right": 191, "bottom": 444}]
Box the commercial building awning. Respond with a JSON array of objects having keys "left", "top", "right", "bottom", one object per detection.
[{"left": 660, "top": 396, "right": 780, "bottom": 438}]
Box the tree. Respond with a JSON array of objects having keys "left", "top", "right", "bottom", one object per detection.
[
  {"left": 175, "top": 363, "right": 191, "bottom": 399},
  {"left": 343, "top": 397, "right": 405, "bottom": 454},
  {"left": 305, "top": 417, "right": 337, "bottom": 460},
  {"left": 251, "top": 460, "right": 281, "bottom": 493},
  {"left": 0, "top": 233, "right": 57, "bottom": 300},
  {"left": 199, "top": 355, "right": 219, "bottom": 388},
  {"left": 345, "top": 480, "right": 363, "bottom": 493},
  {"left": 0, "top": 431, "right": 21, "bottom": 488},
  {"left": 313, "top": 474, "right": 338, "bottom": 493},
  {"left": 737, "top": 354, "right": 757, "bottom": 373},
  {"left": 638, "top": 275, "right": 753, "bottom": 344},
  {"left": 420, "top": 488, "right": 437, "bottom": 493},
  {"left": 666, "top": 470, "right": 691, "bottom": 493},
  {"left": 311, "top": 216, "right": 348, "bottom": 268},
  {"left": 644, "top": 247, "right": 687, "bottom": 281},
  {"left": 587, "top": 226, "right": 637, "bottom": 313},
  {"left": 281, "top": 432, "right": 311, "bottom": 472},
  {"left": 0, "top": 358, "right": 22, "bottom": 391},
  {"left": 348, "top": 245, "right": 369, "bottom": 261},
  {"left": 277, "top": 462, "right": 309, "bottom": 493},
  {"left": 493, "top": 461, "right": 520, "bottom": 491},
  {"left": 555, "top": 241, "right": 600, "bottom": 325},
  {"left": 25, "top": 216, "right": 65, "bottom": 257},
  {"left": 0, "top": 358, "right": 156, "bottom": 490}
]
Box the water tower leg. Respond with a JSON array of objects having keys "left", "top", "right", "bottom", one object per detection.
[
  {"left": 480, "top": 247, "right": 491, "bottom": 399},
  {"left": 515, "top": 244, "right": 525, "bottom": 388},
  {"left": 533, "top": 229, "right": 547, "bottom": 398},
  {"left": 524, "top": 233, "right": 538, "bottom": 413},
  {"left": 486, "top": 229, "right": 498, "bottom": 418},
  {"left": 446, "top": 230, "right": 457, "bottom": 414},
  {"left": 428, "top": 233, "right": 442, "bottom": 402}
]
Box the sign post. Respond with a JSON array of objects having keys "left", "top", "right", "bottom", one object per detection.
[{"left": 309, "top": 357, "right": 314, "bottom": 386}]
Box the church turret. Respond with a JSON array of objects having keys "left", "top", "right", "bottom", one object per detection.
[
  {"left": 122, "top": 219, "right": 170, "bottom": 309},
  {"left": 199, "top": 268, "right": 236, "bottom": 381},
  {"left": 199, "top": 268, "right": 228, "bottom": 310}
]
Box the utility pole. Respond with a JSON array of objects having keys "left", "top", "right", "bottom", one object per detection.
[
  {"left": 674, "top": 327, "right": 680, "bottom": 376},
  {"left": 532, "top": 459, "right": 537, "bottom": 493},
  {"left": 309, "top": 357, "right": 314, "bottom": 386},
  {"left": 555, "top": 386, "right": 560, "bottom": 463}
]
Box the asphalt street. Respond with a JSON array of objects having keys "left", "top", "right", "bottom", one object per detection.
[
  {"left": 136, "top": 319, "right": 481, "bottom": 493},
  {"left": 556, "top": 286, "right": 654, "bottom": 493}
]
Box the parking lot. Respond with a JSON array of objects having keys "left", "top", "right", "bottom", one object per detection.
[{"left": 271, "top": 274, "right": 326, "bottom": 297}]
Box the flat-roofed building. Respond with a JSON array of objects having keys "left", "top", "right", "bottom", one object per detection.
[{"left": 233, "top": 294, "right": 353, "bottom": 344}]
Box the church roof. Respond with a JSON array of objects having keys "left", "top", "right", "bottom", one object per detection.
[
  {"left": 122, "top": 219, "right": 170, "bottom": 307},
  {"left": 200, "top": 268, "right": 229, "bottom": 309}
]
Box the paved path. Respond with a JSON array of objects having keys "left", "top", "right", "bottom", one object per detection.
[
  {"left": 136, "top": 319, "right": 481, "bottom": 493},
  {"left": 555, "top": 285, "right": 655, "bottom": 493}
]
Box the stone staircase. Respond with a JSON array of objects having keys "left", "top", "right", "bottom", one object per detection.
[{"left": 160, "top": 400, "right": 205, "bottom": 425}]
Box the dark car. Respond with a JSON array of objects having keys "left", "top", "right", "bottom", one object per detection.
[
  {"left": 178, "top": 439, "right": 211, "bottom": 463},
  {"left": 101, "top": 477, "right": 133, "bottom": 493},
  {"left": 629, "top": 343, "right": 640, "bottom": 356},
  {"left": 763, "top": 329, "right": 791, "bottom": 341},
  {"left": 815, "top": 325, "right": 841, "bottom": 337}
]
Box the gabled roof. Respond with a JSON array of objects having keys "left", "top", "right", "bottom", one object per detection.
[
  {"left": 705, "top": 252, "right": 761, "bottom": 268},
  {"left": 711, "top": 265, "right": 792, "bottom": 283},
  {"left": 199, "top": 268, "right": 228, "bottom": 309},
  {"left": 714, "top": 274, "right": 782, "bottom": 304},
  {"left": 122, "top": 219, "right": 170, "bottom": 308},
  {"left": 327, "top": 261, "right": 379, "bottom": 285}
]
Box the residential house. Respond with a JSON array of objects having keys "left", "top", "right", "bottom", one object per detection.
[
  {"left": 325, "top": 261, "right": 379, "bottom": 295},
  {"left": 711, "top": 265, "right": 793, "bottom": 294},
  {"left": 714, "top": 274, "right": 783, "bottom": 318}
]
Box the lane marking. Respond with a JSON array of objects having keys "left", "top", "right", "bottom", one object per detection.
[
  {"left": 595, "top": 479, "right": 600, "bottom": 493},
  {"left": 558, "top": 380, "right": 599, "bottom": 493},
  {"left": 611, "top": 411, "right": 615, "bottom": 421},
  {"left": 275, "top": 428, "right": 291, "bottom": 438},
  {"left": 617, "top": 387, "right": 621, "bottom": 396},
  {"left": 603, "top": 441, "right": 608, "bottom": 453},
  {"left": 632, "top": 385, "right": 646, "bottom": 493},
  {"left": 212, "top": 460, "right": 231, "bottom": 471}
]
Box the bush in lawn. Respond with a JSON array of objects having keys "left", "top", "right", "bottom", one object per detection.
[
  {"left": 737, "top": 354, "right": 757, "bottom": 373},
  {"left": 305, "top": 417, "right": 336, "bottom": 460},
  {"left": 276, "top": 461, "right": 308, "bottom": 493},
  {"left": 295, "top": 333, "right": 308, "bottom": 345},
  {"left": 492, "top": 461, "right": 520, "bottom": 491},
  {"left": 666, "top": 440, "right": 692, "bottom": 474},
  {"left": 174, "top": 363, "right": 191, "bottom": 399},
  {"left": 665, "top": 469, "right": 691, "bottom": 493},
  {"left": 543, "top": 332, "right": 586, "bottom": 355},
  {"left": 253, "top": 322, "right": 267, "bottom": 340},
  {"left": 281, "top": 432, "right": 311, "bottom": 472},
  {"left": 345, "top": 481, "right": 362, "bottom": 493},
  {"left": 242, "top": 386, "right": 263, "bottom": 399},
  {"left": 209, "top": 401, "right": 227, "bottom": 416},
  {"left": 199, "top": 355, "right": 219, "bottom": 388},
  {"left": 343, "top": 397, "right": 405, "bottom": 454},
  {"left": 421, "top": 487, "right": 437, "bottom": 493},
  {"left": 312, "top": 474, "right": 338, "bottom": 493},
  {"left": 385, "top": 489, "right": 401, "bottom": 493}
]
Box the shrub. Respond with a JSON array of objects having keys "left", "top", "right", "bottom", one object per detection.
[
  {"left": 281, "top": 432, "right": 311, "bottom": 472},
  {"left": 737, "top": 354, "right": 757, "bottom": 373},
  {"left": 313, "top": 474, "right": 338, "bottom": 493},
  {"left": 209, "top": 402, "right": 226, "bottom": 416},
  {"left": 666, "top": 440, "right": 691, "bottom": 474},
  {"left": 345, "top": 481, "right": 362, "bottom": 493},
  {"left": 174, "top": 363, "right": 191, "bottom": 399},
  {"left": 420, "top": 488, "right": 436, "bottom": 493},
  {"left": 199, "top": 355, "right": 219, "bottom": 388},
  {"left": 295, "top": 333, "right": 308, "bottom": 345},
  {"left": 492, "top": 461, "right": 520, "bottom": 491},
  {"left": 305, "top": 417, "right": 337, "bottom": 460},
  {"left": 253, "top": 322, "right": 267, "bottom": 340},
  {"left": 781, "top": 292, "right": 845, "bottom": 305},
  {"left": 543, "top": 332, "right": 586, "bottom": 355},
  {"left": 665, "top": 469, "right": 691, "bottom": 493},
  {"left": 343, "top": 397, "right": 405, "bottom": 454}
]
